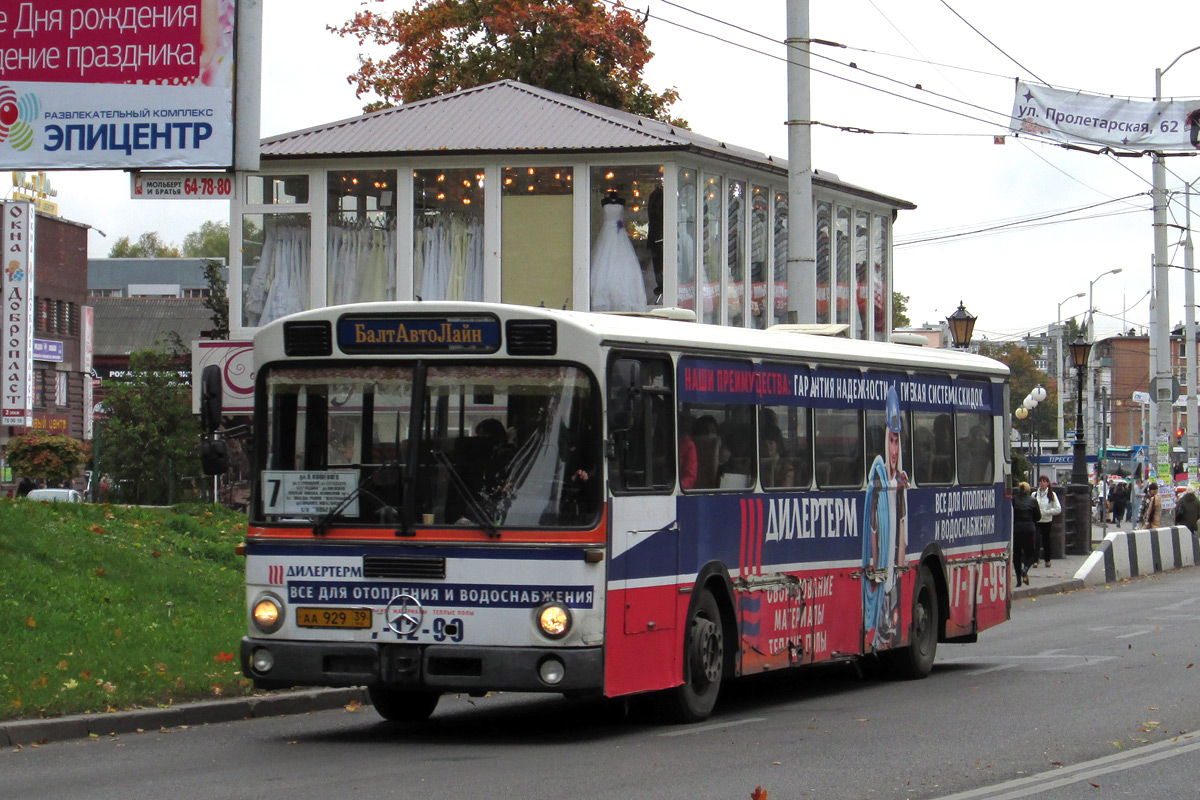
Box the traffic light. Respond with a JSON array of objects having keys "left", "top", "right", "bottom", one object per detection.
[{"left": 1176, "top": 427, "right": 1185, "bottom": 445}]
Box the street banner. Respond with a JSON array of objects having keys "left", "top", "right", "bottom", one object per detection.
[
  {"left": 1010, "top": 80, "right": 1200, "bottom": 152},
  {"left": 0, "top": 0, "right": 237, "bottom": 169},
  {"left": 1, "top": 201, "right": 34, "bottom": 428}
]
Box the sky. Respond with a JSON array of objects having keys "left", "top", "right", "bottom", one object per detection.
[{"left": 37, "top": 0, "right": 1200, "bottom": 343}]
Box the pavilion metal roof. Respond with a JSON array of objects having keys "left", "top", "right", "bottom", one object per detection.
[
  {"left": 261, "top": 79, "right": 780, "bottom": 170},
  {"left": 259, "top": 79, "right": 914, "bottom": 211}
]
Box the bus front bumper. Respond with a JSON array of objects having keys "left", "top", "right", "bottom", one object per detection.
[{"left": 241, "top": 637, "right": 605, "bottom": 694}]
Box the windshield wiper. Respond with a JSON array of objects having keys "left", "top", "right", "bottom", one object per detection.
[
  {"left": 312, "top": 465, "right": 401, "bottom": 537},
  {"left": 430, "top": 449, "right": 500, "bottom": 538}
]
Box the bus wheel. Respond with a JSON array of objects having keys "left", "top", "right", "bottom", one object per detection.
[
  {"left": 368, "top": 685, "right": 440, "bottom": 723},
  {"left": 884, "top": 565, "right": 938, "bottom": 679},
  {"left": 665, "top": 589, "right": 724, "bottom": 723}
]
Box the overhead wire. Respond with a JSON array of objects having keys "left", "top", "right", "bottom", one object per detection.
[{"left": 637, "top": 1, "right": 1198, "bottom": 220}]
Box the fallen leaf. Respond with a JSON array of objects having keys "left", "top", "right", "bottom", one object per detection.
[
  {"left": 1090, "top": 782, "right": 1101, "bottom": 788},
  {"left": 344, "top": 701, "right": 363, "bottom": 711},
  {"left": 1050, "top": 761, "right": 1063, "bottom": 766},
  {"left": 856, "top": 718, "right": 870, "bottom": 722},
  {"left": 26, "top": 617, "right": 35, "bottom": 628},
  {"left": 213, "top": 652, "right": 235, "bottom": 663},
  {"left": 751, "top": 787, "right": 768, "bottom": 800}
]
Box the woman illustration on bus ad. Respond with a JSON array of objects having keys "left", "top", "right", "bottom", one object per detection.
[{"left": 863, "top": 386, "right": 909, "bottom": 651}]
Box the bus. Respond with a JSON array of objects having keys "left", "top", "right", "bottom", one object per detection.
[{"left": 234, "top": 302, "right": 1012, "bottom": 723}]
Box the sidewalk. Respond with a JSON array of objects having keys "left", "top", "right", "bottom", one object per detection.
[{"left": 1012, "top": 518, "right": 1161, "bottom": 599}]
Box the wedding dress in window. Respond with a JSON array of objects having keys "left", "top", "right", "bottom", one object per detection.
[{"left": 590, "top": 197, "right": 646, "bottom": 312}]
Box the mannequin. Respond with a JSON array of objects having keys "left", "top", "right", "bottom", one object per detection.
[{"left": 590, "top": 194, "right": 647, "bottom": 312}]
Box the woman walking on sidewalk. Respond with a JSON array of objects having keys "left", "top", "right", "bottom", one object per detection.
[
  {"left": 1012, "top": 482, "right": 1040, "bottom": 586},
  {"left": 1034, "top": 475, "right": 1062, "bottom": 568}
]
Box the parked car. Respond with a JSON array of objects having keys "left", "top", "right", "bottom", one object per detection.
[{"left": 26, "top": 488, "right": 84, "bottom": 503}]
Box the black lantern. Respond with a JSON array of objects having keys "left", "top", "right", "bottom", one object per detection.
[
  {"left": 946, "top": 302, "right": 976, "bottom": 349},
  {"left": 1068, "top": 335, "right": 1092, "bottom": 371},
  {"left": 1067, "top": 335, "right": 1093, "bottom": 554}
]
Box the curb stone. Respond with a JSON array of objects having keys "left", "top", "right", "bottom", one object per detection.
[{"left": 0, "top": 687, "right": 368, "bottom": 747}]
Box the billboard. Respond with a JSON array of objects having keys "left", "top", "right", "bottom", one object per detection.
[
  {"left": 0, "top": 0, "right": 237, "bottom": 169},
  {"left": 2, "top": 201, "right": 34, "bottom": 428}
]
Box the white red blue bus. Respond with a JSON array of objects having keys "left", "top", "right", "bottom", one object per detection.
[{"left": 238, "top": 302, "right": 1012, "bottom": 722}]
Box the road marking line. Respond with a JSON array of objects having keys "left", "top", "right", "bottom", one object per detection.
[
  {"left": 1115, "top": 630, "right": 1153, "bottom": 639},
  {"left": 659, "top": 717, "right": 766, "bottom": 737},
  {"left": 930, "top": 732, "right": 1200, "bottom": 799}
]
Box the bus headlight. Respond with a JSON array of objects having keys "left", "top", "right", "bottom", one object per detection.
[
  {"left": 251, "top": 593, "right": 285, "bottom": 634},
  {"left": 536, "top": 603, "right": 571, "bottom": 639}
]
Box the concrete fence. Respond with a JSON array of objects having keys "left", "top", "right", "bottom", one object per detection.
[{"left": 1078, "top": 526, "right": 1200, "bottom": 586}]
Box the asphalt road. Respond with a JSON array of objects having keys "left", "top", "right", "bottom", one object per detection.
[{"left": 4, "top": 569, "right": 1199, "bottom": 800}]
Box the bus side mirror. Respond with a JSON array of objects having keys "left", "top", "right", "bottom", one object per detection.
[
  {"left": 607, "top": 359, "right": 642, "bottom": 433},
  {"left": 201, "top": 439, "right": 229, "bottom": 476},
  {"left": 200, "top": 364, "right": 223, "bottom": 435}
]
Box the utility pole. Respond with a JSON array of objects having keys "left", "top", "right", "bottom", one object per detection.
[
  {"left": 784, "top": 0, "right": 816, "bottom": 325},
  {"left": 1151, "top": 64, "right": 1175, "bottom": 523},
  {"left": 1186, "top": 182, "right": 1198, "bottom": 489}
]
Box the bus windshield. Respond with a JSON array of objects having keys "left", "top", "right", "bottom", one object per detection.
[{"left": 257, "top": 363, "right": 600, "bottom": 530}]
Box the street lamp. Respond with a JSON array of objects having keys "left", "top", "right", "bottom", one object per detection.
[
  {"left": 1087, "top": 268, "right": 1122, "bottom": 344},
  {"left": 1068, "top": 336, "right": 1093, "bottom": 554},
  {"left": 1056, "top": 292, "right": 1086, "bottom": 454},
  {"left": 1085, "top": 268, "right": 1122, "bottom": 477},
  {"left": 946, "top": 302, "right": 976, "bottom": 349},
  {"left": 1018, "top": 386, "right": 1048, "bottom": 482}
]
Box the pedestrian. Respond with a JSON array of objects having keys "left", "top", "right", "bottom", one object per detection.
[
  {"left": 16, "top": 477, "right": 33, "bottom": 497},
  {"left": 1176, "top": 487, "right": 1200, "bottom": 534},
  {"left": 1130, "top": 477, "right": 1144, "bottom": 524},
  {"left": 1109, "top": 480, "right": 1129, "bottom": 524},
  {"left": 1034, "top": 475, "right": 1062, "bottom": 568},
  {"left": 1137, "top": 481, "right": 1162, "bottom": 528},
  {"left": 1011, "top": 481, "right": 1040, "bottom": 587}
]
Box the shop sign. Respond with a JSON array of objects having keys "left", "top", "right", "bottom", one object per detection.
[
  {"left": 33, "top": 338, "right": 63, "bottom": 362},
  {"left": 131, "top": 171, "right": 234, "bottom": 200},
  {"left": 15, "top": 412, "right": 69, "bottom": 435},
  {"left": 0, "top": 1, "right": 237, "bottom": 169},
  {"left": 1, "top": 201, "right": 34, "bottom": 428}
]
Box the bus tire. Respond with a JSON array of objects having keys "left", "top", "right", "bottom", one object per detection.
[
  {"left": 884, "top": 565, "right": 937, "bottom": 679},
  {"left": 664, "top": 589, "right": 724, "bottom": 723},
  {"left": 368, "top": 685, "right": 440, "bottom": 723}
]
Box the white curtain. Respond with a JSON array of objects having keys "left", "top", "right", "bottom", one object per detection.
[
  {"left": 328, "top": 224, "right": 396, "bottom": 306},
  {"left": 413, "top": 214, "right": 483, "bottom": 301},
  {"left": 245, "top": 221, "right": 310, "bottom": 327}
]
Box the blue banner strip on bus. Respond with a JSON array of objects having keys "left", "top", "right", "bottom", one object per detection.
[{"left": 678, "top": 358, "right": 998, "bottom": 413}]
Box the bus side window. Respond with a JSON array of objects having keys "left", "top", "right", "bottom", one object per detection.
[
  {"left": 956, "top": 411, "right": 994, "bottom": 485},
  {"left": 608, "top": 355, "right": 675, "bottom": 493},
  {"left": 911, "top": 411, "right": 955, "bottom": 485},
  {"left": 814, "top": 407, "right": 863, "bottom": 489},
  {"left": 680, "top": 403, "right": 756, "bottom": 491},
  {"left": 760, "top": 405, "right": 810, "bottom": 490}
]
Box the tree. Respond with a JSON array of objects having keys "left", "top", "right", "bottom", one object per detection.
[
  {"left": 978, "top": 342, "right": 1058, "bottom": 439},
  {"left": 182, "top": 220, "right": 230, "bottom": 260},
  {"left": 202, "top": 258, "right": 229, "bottom": 339},
  {"left": 892, "top": 292, "right": 911, "bottom": 328},
  {"left": 95, "top": 348, "right": 200, "bottom": 505},
  {"left": 330, "top": 0, "right": 683, "bottom": 122},
  {"left": 108, "top": 231, "right": 181, "bottom": 258},
  {"left": 6, "top": 432, "right": 87, "bottom": 484}
]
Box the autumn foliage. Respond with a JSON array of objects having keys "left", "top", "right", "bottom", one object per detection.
[
  {"left": 6, "top": 431, "right": 88, "bottom": 484},
  {"left": 330, "top": 0, "right": 682, "bottom": 121}
]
